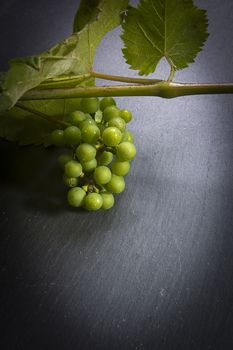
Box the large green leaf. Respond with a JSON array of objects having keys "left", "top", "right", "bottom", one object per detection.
[
  {"left": 0, "top": 0, "right": 128, "bottom": 145},
  {"left": 0, "top": 0, "right": 128, "bottom": 112},
  {"left": 0, "top": 78, "right": 95, "bottom": 146},
  {"left": 73, "top": 0, "right": 101, "bottom": 32},
  {"left": 0, "top": 99, "right": 79, "bottom": 146},
  {"left": 121, "top": 0, "right": 209, "bottom": 76}
]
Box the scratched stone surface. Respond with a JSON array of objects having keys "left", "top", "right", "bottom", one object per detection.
[{"left": 0, "top": 1, "right": 233, "bottom": 349}]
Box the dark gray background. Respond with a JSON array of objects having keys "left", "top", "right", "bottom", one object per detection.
[{"left": 0, "top": 1, "right": 233, "bottom": 349}]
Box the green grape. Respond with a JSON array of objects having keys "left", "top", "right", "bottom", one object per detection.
[
  {"left": 65, "top": 160, "right": 82, "bottom": 178},
  {"left": 80, "top": 98, "right": 100, "bottom": 114},
  {"left": 116, "top": 142, "right": 136, "bottom": 161},
  {"left": 112, "top": 161, "right": 131, "bottom": 176},
  {"left": 81, "top": 124, "right": 100, "bottom": 144},
  {"left": 108, "top": 117, "right": 126, "bottom": 132},
  {"left": 50, "top": 129, "right": 65, "bottom": 146},
  {"left": 97, "top": 151, "right": 113, "bottom": 166},
  {"left": 121, "top": 130, "right": 134, "bottom": 143},
  {"left": 106, "top": 175, "right": 125, "bottom": 194},
  {"left": 101, "top": 192, "right": 115, "bottom": 210},
  {"left": 67, "top": 187, "right": 86, "bottom": 207},
  {"left": 58, "top": 153, "right": 73, "bottom": 168},
  {"left": 79, "top": 115, "right": 96, "bottom": 130},
  {"left": 120, "top": 109, "right": 133, "bottom": 123},
  {"left": 102, "top": 127, "right": 122, "bottom": 147},
  {"left": 94, "top": 166, "right": 112, "bottom": 185},
  {"left": 64, "top": 126, "right": 81, "bottom": 146},
  {"left": 70, "top": 111, "right": 86, "bottom": 126},
  {"left": 84, "top": 193, "right": 103, "bottom": 211},
  {"left": 82, "top": 158, "right": 97, "bottom": 172},
  {"left": 63, "top": 174, "right": 79, "bottom": 188},
  {"left": 76, "top": 143, "right": 96, "bottom": 162},
  {"left": 100, "top": 97, "right": 116, "bottom": 111},
  {"left": 103, "top": 106, "right": 121, "bottom": 122}
]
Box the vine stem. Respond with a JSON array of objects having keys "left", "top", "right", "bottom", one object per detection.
[
  {"left": 15, "top": 102, "right": 69, "bottom": 127},
  {"left": 21, "top": 81, "right": 233, "bottom": 101}
]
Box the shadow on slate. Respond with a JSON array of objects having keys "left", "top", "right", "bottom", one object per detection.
[
  {"left": 0, "top": 137, "right": 233, "bottom": 350},
  {"left": 0, "top": 141, "right": 67, "bottom": 215}
]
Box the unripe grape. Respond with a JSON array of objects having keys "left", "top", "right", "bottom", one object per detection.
[
  {"left": 108, "top": 117, "right": 126, "bottom": 132},
  {"left": 50, "top": 129, "right": 65, "bottom": 146},
  {"left": 97, "top": 151, "right": 113, "bottom": 166},
  {"left": 58, "top": 153, "right": 73, "bottom": 168},
  {"left": 101, "top": 192, "right": 115, "bottom": 210},
  {"left": 80, "top": 98, "right": 100, "bottom": 114},
  {"left": 84, "top": 193, "right": 103, "bottom": 211},
  {"left": 64, "top": 126, "right": 81, "bottom": 146},
  {"left": 103, "top": 106, "right": 121, "bottom": 122},
  {"left": 94, "top": 166, "right": 112, "bottom": 185},
  {"left": 76, "top": 143, "right": 96, "bottom": 162},
  {"left": 79, "top": 115, "right": 96, "bottom": 130},
  {"left": 120, "top": 109, "right": 133, "bottom": 123},
  {"left": 82, "top": 158, "right": 97, "bottom": 172},
  {"left": 121, "top": 130, "right": 134, "bottom": 143},
  {"left": 116, "top": 142, "right": 136, "bottom": 161},
  {"left": 106, "top": 175, "right": 125, "bottom": 194},
  {"left": 102, "top": 127, "right": 122, "bottom": 147},
  {"left": 100, "top": 97, "right": 116, "bottom": 111},
  {"left": 65, "top": 160, "right": 82, "bottom": 178},
  {"left": 70, "top": 111, "right": 86, "bottom": 126},
  {"left": 67, "top": 187, "right": 86, "bottom": 207},
  {"left": 63, "top": 174, "right": 79, "bottom": 188},
  {"left": 81, "top": 124, "right": 100, "bottom": 144},
  {"left": 112, "top": 161, "right": 130, "bottom": 176}
]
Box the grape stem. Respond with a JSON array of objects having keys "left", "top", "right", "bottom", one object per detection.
[{"left": 21, "top": 81, "right": 233, "bottom": 101}]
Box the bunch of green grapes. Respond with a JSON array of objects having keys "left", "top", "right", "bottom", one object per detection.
[{"left": 50, "top": 97, "right": 136, "bottom": 211}]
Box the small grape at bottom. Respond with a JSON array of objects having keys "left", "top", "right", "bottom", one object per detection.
[
  {"left": 84, "top": 193, "right": 103, "bottom": 211},
  {"left": 101, "top": 192, "right": 115, "bottom": 210},
  {"left": 67, "top": 187, "right": 86, "bottom": 207},
  {"left": 106, "top": 175, "right": 125, "bottom": 194}
]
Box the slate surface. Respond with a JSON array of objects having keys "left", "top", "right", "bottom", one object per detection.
[{"left": 0, "top": 1, "right": 233, "bottom": 349}]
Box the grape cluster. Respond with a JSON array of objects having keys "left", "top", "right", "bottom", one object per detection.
[{"left": 50, "top": 97, "right": 136, "bottom": 211}]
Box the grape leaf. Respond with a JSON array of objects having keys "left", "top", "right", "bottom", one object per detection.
[
  {"left": 0, "top": 77, "right": 95, "bottom": 146},
  {"left": 121, "top": 0, "right": 209, "bottom": 76},
  {"left": 0, "top": 0, "right": 129, "bottom": 145},
  {"left": 0, "top": 0, "right": 128, "bottom": 112},
  {"left": 73, "top": 0, "right": 101, "bottom": 32},
  {"left": 0, "top": 99, "right": 79, "bottom": 146}
]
